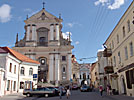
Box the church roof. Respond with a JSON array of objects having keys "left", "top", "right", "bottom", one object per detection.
[
  {"left": 0, "top": 47, "right": 40, "bottom": 64},
  {"left": 25, "top": 8, "right": 62, "bottom": 23}
]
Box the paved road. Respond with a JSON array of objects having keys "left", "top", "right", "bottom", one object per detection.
[{"left": 1, "top": 90, "right": 134, "bottom": 100}]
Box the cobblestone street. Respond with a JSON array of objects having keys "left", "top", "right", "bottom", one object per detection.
[{"left": 1, "top": 90, "right": 134, "bottom": 100}]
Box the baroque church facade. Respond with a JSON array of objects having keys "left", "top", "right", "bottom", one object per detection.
[{"left": 13, "top": 6, "right": 74, "bottom": 86}]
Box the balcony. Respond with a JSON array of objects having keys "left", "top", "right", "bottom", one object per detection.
[
  {"left": 103, "top": 48, "right": 112, "bottom": 57},
  {"left": 104, "top": 66, "right": 114, "bottom": 74}
]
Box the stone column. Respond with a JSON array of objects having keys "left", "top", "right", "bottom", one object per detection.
[
  {"left": 26, "top": 25, "right": 30, "bottom": 41},
  {"left": 55, "top": 54, "right": 60, "bottom": 81},
  {"left": 68, "top": 54, "right": 72, "bottom": 80},
  {"left": 56, "top": 24, "right": 59, "bottom": 41},
  {"left": 49, "top": 54, "right": 54, "bottom": 81},
  {"left": 32, "top": 24, "right": 36, "bottom": 41},
  {"left": 50, "top": 24, "right": 54, "bottom": 40}
]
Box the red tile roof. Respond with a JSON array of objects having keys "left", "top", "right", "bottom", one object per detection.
[
  {"left": 0, "top": 47, "right": 40, "bottom": 64},
  {"left": 0, "top": 48, "right": 7, "bottom": 53}
]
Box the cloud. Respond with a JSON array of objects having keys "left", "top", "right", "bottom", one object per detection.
[
  {"left": 94, "top": 0, "right": 125, "bottom": 10},
  {"left": 75, "top": 41, "right": 80, "bottom": 45},
  {"left": 108, "top": 0, "right": 125, "bottom": 10},
  {"left": 94, "top": 0, "right": 109, "bottom": 6},
  {"left": 24, "top": 8, "right": 32, "bottom": 12},
  {"left": 97, "top": 45, "right": 105, "bottom": 52},
  {"left": 66, "top": 23, "right": 73, "bottom": 28},
  {"left": 62, "top": 32, "right": 72, "bottom": 40},
  {"left": 66, "top": 22, "right": 82, "bottom": 28},
  {"left": 0, "top": 4, "right": 12, "bottom": 23}
]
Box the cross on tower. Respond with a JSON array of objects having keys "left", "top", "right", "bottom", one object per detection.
[{"left": 42, "top": 2, "right": 45, "bottom": 9}]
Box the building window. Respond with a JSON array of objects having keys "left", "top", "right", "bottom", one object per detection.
[
  {"left": 123, "top": 26, "right": 125, "bottom": 38},
  {"left": 113, "top": 56, "right": 116, "bottom": 67},
  {"left": 20, "top": 82, "right": 24, "bottom": 89},
  {"left": 14, "top": 65, "right": 16, "bottom": 74},
  {"left": 80, "top": 75, "right": 81, "bottom": 79},
  {"left": 9, "top": 63, "right": 12, "bottom": 72},
  {"left": 13, "top": 81, "right": 16, "bottom": 91},
  {"left": 7, "top": 80, "right": 10, "bottom": 91},
  {"left": 129, "top": 42, "right": 133, "bottom": 57},
  {"left": 126, "top": 69, "right": 134, "bottom": 89},
  {"left": 127, "top": 20, "right": 130, "bottom": 32},
  {"left": 88, "top": 75, "right": 89, "bottom": 79},
  {"left": 117, "top": 34, "right": 119, "bottom": 44},
  {"left": 39, "top": 37, "right": 46, "bottom": 43},
  {"left": 29, "top": 68, "right": 33, "bottom": 76},
  {"left": 124, "top": 46, "right": 128, "bottom": 60},
  {"left": 62, "top": 56, "right": 66, "bottom": 61},
  {"left": 109, "top": 43, "right": 111, "bottom": 49},
  {"left": 73, "top": 74, "right": 76, "bottom": 79},
  {"left": 112, "top": 40, "right": 114, "bottom": 49},
  {"left": 63, "top": 67, "right": 66, "bottom": 73},
  {"left": 118, "top": 51, "right": 121, "bottom": 64},
  {"left": 83, "top": 73, "right": 86, "bottom": 79},
  {"left": 20, "top": 67, "right": 25, "bottom": 75}
]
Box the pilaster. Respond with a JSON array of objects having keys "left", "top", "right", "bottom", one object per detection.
[{"left": 49, "top": 54, "right": 54, "bottom": 81}]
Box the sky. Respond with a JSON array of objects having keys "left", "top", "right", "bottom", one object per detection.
[{"left": 0, "top": 0, "right": 133, "bottom": 63}]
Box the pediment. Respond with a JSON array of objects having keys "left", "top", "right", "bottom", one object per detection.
[{"left": 25, "top": 9, "right": 62, "bottom": 23}]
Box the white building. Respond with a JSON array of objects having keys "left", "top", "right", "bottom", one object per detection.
[
  {"left": 0, "top": 47, "right": 39, "bottom": 96},
  {"left": 97, "top": 51, "right": 108, "bottom": 89},
  {"left": 79, "top": 64, "right": 91, "bottom": 86}
]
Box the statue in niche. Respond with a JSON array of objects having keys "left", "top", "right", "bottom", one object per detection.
[{"left": 41, "top": 12, "right": 45, "bottom": 20}]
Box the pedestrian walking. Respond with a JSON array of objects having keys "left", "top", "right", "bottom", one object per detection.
[
  {"left": 99, "top": 85, "right": 103, "bottom": 97},
  {"left": 66, "top": 86, "right": 71, "bottom": 99},
  {"left": 107, "top": 85, "right": 110, "bottom": 95},
  {"left": 109, "top": 85, "right": 112, "bottom": 95},
  {"left": 59, "top": 84, "right": 63, "bottom": 99}
]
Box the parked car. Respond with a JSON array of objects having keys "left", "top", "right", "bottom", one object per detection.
[
  {"left": 47, "top": 87, "right": 59, "bottom": 96},
  {"left": 72, "top": 84, "right": 79, "bottom": 90},
  {"left": 80, "top": 85, "right": 91, "bottom": 92},
  {"left": 23, "top": 87, "right": 55, "bottom": 97}
]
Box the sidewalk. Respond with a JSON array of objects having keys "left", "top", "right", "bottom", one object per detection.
[
  {"left": 0, "top": 93, "right": 24, "bottom": 98},
  {"left": 94, "top": 89, "right": 134, "bottom": 100}
]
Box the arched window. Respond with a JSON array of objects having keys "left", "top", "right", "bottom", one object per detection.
[
  {"left": 80, "top": 75, "right": 81, "bottom": 79},
  {"left": 39, "top": 57, "right": 47, "bottom": 65},
  {"left": 20, "top": 67, "right": 25, "bottom": 75},
  {"left": 83, "top": 73, "right": 86, "bottom": 79},
  {"left": 63, "top": 67, "right": 66, "bottom": 73},
  {"left": 123, "top": 26, "right": 125, "bottom": 37},
  {"left": 127, "top": 20, "right": 130, "bottom": 32},
  {"left": 62, "top": 65, "right": 66, "bottom": 79},
  {"left": 73, "top": 74, "right": 76, "bottom": 79},
  {"left": 29, "top": 68, "right": 33, "bottom": 76},
  {"left": 20, "top": 82, "right": 24, "bottom": 89},
  {"left": 88, "top": 75, "right": 89, "bottom": 79}
]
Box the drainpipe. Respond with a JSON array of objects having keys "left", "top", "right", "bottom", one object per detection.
[{"left": 17, "top": 61, "right": 22, "bottom": 93}]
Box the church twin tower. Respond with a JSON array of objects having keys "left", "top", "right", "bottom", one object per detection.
[{"left": 13, "top": 6, "right": 73, "bottom": 86}]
